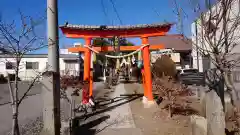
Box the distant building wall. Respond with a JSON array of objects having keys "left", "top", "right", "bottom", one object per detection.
[
  {"left": 0, "top": 54, "right": 80, "bottom": 80},
  {"left": 191, "top": 0, "right": 240, "bottom": 72}
]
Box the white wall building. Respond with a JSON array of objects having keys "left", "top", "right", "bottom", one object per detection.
[
  {"left": 148, "top": 35, "right": 192, "bottom": 69},
  {"left": 191, "top": 0, "right": 240, "bottom": 72},
  {"left": 0, "top": 49, "right": 85, "bottom": 80},
  {"left": 191, "top": 0, "right": 240, "bottom": 97}
]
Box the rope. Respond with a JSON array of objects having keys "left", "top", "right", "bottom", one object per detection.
[
  {"left": 84, "top": 44, "right": 174, "bottom": 60},
  {"left": 84, "top": 44, "right": 150, "bottom": 59}
]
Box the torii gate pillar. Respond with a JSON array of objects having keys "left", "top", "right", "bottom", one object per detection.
[
  {"left": 141, "top": 37, "right": 154, "bottom": 105},
  {"left": 83, "top": 37, "right": 93, "bottom": 97}
]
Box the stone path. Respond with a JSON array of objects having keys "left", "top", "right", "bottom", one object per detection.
[
  {"left": 74, "top": 83, "right": 143, "bottom": 135},
  {"left": 97, "top": 84, "right": 136, "bottom": 129}
]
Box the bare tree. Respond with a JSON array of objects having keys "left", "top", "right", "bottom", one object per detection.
[
  {"left": 171, "top": 0, "right": 240, "bottom": 131},
  {"left": 0, "top": 11, "right": 47, "bottom": 135},
  {"left": 187, "top": 0, "right": 240, "bottom": 107}
]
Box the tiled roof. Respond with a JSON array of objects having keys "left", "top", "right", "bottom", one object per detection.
[
  {"left": 59, "top": 22, "right": 173, "bottom": 30},
  {"left": 148, "top": 34, "right": 192, "bottom": 52}
]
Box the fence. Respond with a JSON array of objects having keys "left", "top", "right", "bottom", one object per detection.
[
  {"left": 179, "top": 72, "right": 205, "bottom": 86},
  {"left": 60, "top": 70, "right": 80, "bottom": 76},
  {"left": 189, "top": 68, "right": 233, "bottom": 135},
  {"left": 191, "top": 87, "right": 226, "bottom": 135}
]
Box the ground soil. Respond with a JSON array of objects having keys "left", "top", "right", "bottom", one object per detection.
[
  {"left": 123, "top": 83, "right": 202, "bottom": 135},
  {"left": 123, "top": 82, "right": 240, "bottom": 135}
]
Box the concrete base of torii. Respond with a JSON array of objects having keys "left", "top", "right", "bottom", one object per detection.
[{"left": 142, "top": 96, "right": 157, "bottom": 108}]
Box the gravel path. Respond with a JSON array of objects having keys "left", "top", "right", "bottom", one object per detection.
[
  {"left": 95, "top": 83, "right": 136, "bottom": 129},
  {"left": 0, "top": 94, "right": 42, "bottom": 134},
  {"left": 0, "top": 82, "right": 106, "bottom": 135},
  {"left": 0, "top": 82, "right": 142, "bottom": 135},
  {"left": 0, "top": 82, "right": 42, "bottom": 105},
  {"left": 2, "top": 116, "right": 43, "bottom": 135}
]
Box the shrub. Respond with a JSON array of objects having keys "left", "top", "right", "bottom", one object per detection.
[
  {"left": 0, "top": 74, "right": 7, "bottom": 83},
  {"left": 152, "top": 55, "right": 177, "bottom": 79},
  {"left": 6, "top": 74, "right": 21, "bottom": 81},
  {"left": 60, "top": 75, "right": 83, "bottom": 90}
]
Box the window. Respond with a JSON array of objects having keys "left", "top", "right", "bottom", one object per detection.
[
  {"left": 26, "top": 62, "right": 39, "bottom": 69},
  {"left": 6, "top": 62, "right": 16, "bottom": 70},
  {"left": 65, "top": 63, "right": 75, "bottom": 70}
]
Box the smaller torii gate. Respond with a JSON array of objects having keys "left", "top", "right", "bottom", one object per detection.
[{"left": 60, "top": 23, "right": 172, "bottom": 105}]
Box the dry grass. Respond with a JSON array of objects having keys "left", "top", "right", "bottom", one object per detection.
[
  {"left": 123, "top": 83, "right": 200, "bottom": 135},
  {"left": 152, "top": 76, "right": 195, "bottom": 117}
]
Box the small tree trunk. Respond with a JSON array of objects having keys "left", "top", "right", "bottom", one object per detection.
[
  {"left": 12, "top": 107, "right": 20, "bottom": 135},
  {"left": 13, "top": 60, "right": 20, "bottom": 135},
  {"left": 223, "top": 70, "right": 240, "bottom": 132},
  {"left": 224, "top": 71, "right": 239, "bottom": 106},
  {"left": 7, "top": 72, "right": 20, "bottom": 135},
  {"left": 168, "top": 104, "right": 172, "bottom": 118},
  {"left": 168, "top": 92, "right": 173, "bottom": 118}
]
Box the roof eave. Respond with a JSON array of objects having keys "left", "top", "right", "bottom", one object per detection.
[{"left": 59, "top": 23, "right": 174, "bottom": 31}]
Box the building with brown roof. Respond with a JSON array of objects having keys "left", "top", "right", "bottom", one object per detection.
[{"left": 148, "top": 34, "right": 192, "bottom": 68}]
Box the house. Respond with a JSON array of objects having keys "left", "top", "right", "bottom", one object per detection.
[
  {"left": 191, "top": 0, "right": 240, "bottom": 73},
  {"left": 148, "top": 34, "right": 192, "bottom": 68},
  {"left": 191, "top": 0, "right": 240, "bottom": 95},
  {"left": 0, "top": 49, "right": 83, "bottom": 80}
]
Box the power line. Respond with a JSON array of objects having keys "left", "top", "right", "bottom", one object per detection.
[
  {"left": 171, "top": 0, "right": 188, "bottom": 35},
  {"left": 153, "top": 8, "right": 161, "bottom": 18},
  {"left": 101, "top": 0, "right": 111, "bottom": 25},
  {"left": 108, "top": 0, "right": 124, "bottom": 54},
  {"left": 109, "top": 0, "right": 123, "bottom": 25}
]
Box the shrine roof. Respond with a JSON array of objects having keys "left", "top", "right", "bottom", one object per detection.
[
  {"left": 59, "top": 22, "right": 173, "bottom": 31},
  {"left": 60, "top": 22, "right": 173, "bottom": 38}
]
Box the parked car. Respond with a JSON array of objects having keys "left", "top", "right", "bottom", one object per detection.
[
  {"left": 177, "top": 68, "right": 205, "bottom": 86},
  {"left": 177, "top": 68, "right": 199, "bottom": 75}
]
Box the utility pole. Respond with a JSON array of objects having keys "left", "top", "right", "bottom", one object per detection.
[
  {"left": 172, "top": 0, "right": 184, "bottom": 35},
  {"left": 195, "top": 20, "right": 199, "bottom": 71},
  {"left": 177, "top": 7, "right": 184, "bottom": 35},
  {"left": 41, "top": 0, "right": 61, "bottom": 134}
]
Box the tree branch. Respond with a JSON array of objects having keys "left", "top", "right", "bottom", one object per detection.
[{"left": 17, "top": 74, "right": 40, "bottom": 105}]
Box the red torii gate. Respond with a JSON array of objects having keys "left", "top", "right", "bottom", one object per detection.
[{"left": 60, "top": 23, "right": 172, "bottom": 105}]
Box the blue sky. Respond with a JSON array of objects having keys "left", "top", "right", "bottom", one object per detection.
[{"left": 0, "top": 0, "right": 201, "bottom": 54}]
